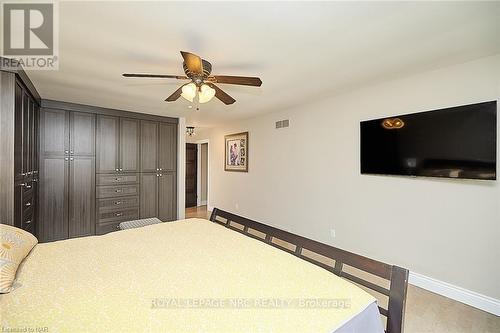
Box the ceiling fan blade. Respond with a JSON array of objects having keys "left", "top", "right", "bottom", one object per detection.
[
  {"left": 207, "top": 83, "right": 236, "bottom": 105},
  {"left": 165, "top": 85, "right": 185, "bottom": 102},
  {"left": 209, "top": 75, "right": 262, "bottom": 87},
  {"left": 180, "top": 51, "right": 204, "bottom": 75},
  {"left": 123, "top": 73, "right": 188, "bottom": 79}
]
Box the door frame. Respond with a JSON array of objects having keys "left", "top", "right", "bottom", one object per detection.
[{"left": 193, "top": 139, "right": 209, "bottom": 208}]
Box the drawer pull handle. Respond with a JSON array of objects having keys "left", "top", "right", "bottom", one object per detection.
[
  {"left": 114, "top": 178, "right": 122, "bottom": 181},
  {"left": 115, "top": 213, "right": 123, "bottom": 217},
  {"left": 115, "top": 189, "right": 122, "bottom": 193},
  {"left": 114, "top": 201, "right": 122, "bottom": 205},
  {"left": 25, "top": 202, "right": 31, "bottom": 207}
]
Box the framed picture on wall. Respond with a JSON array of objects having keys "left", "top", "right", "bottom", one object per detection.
[{"left": 224, "top": 132, "right": 248, "bottom": 172}]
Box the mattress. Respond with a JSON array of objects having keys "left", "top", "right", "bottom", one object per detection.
[{"left": 1, "top": 218, "right": 384, "bottom": 333}]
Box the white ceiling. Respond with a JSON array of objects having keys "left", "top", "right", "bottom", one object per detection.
[{"left": 26, "top": 1, "right": 500, "bottom": 128}]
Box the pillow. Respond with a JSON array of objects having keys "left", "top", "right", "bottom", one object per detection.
[{"left": 0, "top": 224, "right": 38, "bottom": 293}]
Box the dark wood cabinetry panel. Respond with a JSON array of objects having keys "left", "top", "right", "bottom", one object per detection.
[
  {"left": 68, "top": 156, "right": 95, "bottom": 238},
  {"left": 140, "top": 173, "right": 158, "bottom": 218},
  {"left": 120, "top": 118, "right": 139, "bottom": 172},
  {"left": 41, "top": 109, "right": 69, "bottom": 157},
  {"left": 97, "top": 115, "right": 119, "bottom": 173},
  {"left": 13, "top": 83, "right": 23, "bottom": 181},
  {"left": 140, "top": 120, "right": 158, "bottom": 173},
  {"left": 39, "top": 157, "right": 69, "bottom": 241},
  {"left": 159, "top": 122, "right": 177, "bottom": 172},
  {"left": 22, "top": 92, "right": 30, "bottom": 175},
  {"left": 70, "top": 112, "right": 95, "bottom": 156},
  {"left": 158, "top": 172, "right": 176, "bottom": 221}
]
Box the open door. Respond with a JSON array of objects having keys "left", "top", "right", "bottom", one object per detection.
[{"left": 185, "top": 143, "right": 197, "bottom": 207}]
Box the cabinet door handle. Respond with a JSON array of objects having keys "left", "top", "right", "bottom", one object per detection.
[
  {"left": 70, "top": 150, "right": 74, "bottom": 154},
  {"left": 65, "top": 157, "right": 69, "bottom": 161},
  {"left": 119, "top": 168, "right": 123, "bottom": 171},
  {"left": 25, "top": 202, "right": 31, "bottom": 207},
  {"left": 114, "top": 201, "right": 122, "bottom": 205},
  {"left": 114, "top": 177, "right": 122, "bottom": 181},
  {"left": 64, "top": 150, "right": 69, "bottom": 154},
  {"left": 115, "top": 212, "right": 123, "bottom": 217},
  {"left": 70, "top": 157, "right": 74, "bottom": 161},
  {"left": 115, "top": 168, "right": 119, "bottom": 172},
  {"left": 115, "top": 189, "right": 122, "bottom": 193},
  {"left": 26, "top": 184, "right": 32, "bottom": 189},
  {"left": 25, "top": 220, "right": 32, "bottom": 225}
]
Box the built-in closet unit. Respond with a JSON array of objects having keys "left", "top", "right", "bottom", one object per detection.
[
  {"left": 0, "top": 62, "right": 40, "bottom": 235},
  {"left": 38, "top": 109, "right": 95, "bottom": 241},
  {"left": 139, "top": 120, "right": 177, "bottom": 221},
  {"left": 39, "top": 100, "right": 178, "bottom": 241}
]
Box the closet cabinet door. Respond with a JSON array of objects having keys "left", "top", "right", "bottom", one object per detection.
[
  {"left": 39, "top": 157, "right": 69, "bottom": 241},
  {"left": 69, "top": 156, "right": 95, "bottom": 238},
  {"left": 41, "top": 109, "right": 69, "bottom": 157},
  {"left": 158, "top": 172, "right": 176, "bottom": 221},
  {"left": 68, "top": 112, "right": 95, "bottom": 238},
  {"left": 70, "top": 112, "right": 95, "bottom": 156},
  {"left": 97, "top": 115, "right": 119, "bottom": 173},
  {"left": 140, "top": 120, "right": 158, "bottom": 173},
  {"left": 119, "top": 118, "right": 139, "bottom": 173},
  {"left": 140, "top": 173, "right": 158, "bottom": 218},
  {"left": 39, "top": 109, "right": 70, "bottom": 242},
  {"left": 158, "top": 122, "right": 177, "bottom": 172},
  {"left": 14, "top": 83, "right": 23, "bottom": 181}
]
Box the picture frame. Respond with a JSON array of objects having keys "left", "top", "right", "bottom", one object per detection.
[{"left": 224, "top": 132, "right": 248, "bottom": 172}]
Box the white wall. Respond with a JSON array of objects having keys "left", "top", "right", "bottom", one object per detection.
[{"left": 199, "top": 55, "right": 500, "bottom": 300}]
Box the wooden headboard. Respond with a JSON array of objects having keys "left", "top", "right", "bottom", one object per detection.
[{"left": 210, "top": 208, "right": 409, "bottom": 333}]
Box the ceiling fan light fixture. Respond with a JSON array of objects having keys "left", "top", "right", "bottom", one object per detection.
[
  {"left": 198, "top": 84, "right": 216, "bottom": 104},
  {"left": 181, "top": 83, "right": 197, "bottom": 102}
]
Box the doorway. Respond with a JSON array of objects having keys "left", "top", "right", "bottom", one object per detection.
[
  {"left": 185, "top": 143, "right": 197, "bottom": 208},
  {"left": 185, "top": 141, "right": 209, "bottom": 218}
]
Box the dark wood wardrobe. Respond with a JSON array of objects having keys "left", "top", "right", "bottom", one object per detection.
[
  {"left": 0, "top": 64, "right": 40, "bottom": 235},
  {"left": 38, "top": 101, "right": 178, "bottom": 242}
]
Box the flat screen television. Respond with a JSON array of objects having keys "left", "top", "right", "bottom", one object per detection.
[{"left": 360, "top": 101, "right": 497, "bottom": 180}]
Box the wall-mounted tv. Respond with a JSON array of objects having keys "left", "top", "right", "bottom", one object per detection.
[{"left": 360, "top": 101, "right": 497, "bottom": 180}]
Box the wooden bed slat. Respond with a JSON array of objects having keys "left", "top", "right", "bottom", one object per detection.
[
  {"left": 209, "top": 208, "right": 409, "bottom": 333},
  {"left": 341, "top": 272, "right": 391, "bottom": 296},
  {"left": 379, "top": 306, "right": 389, "bottom": 317}
]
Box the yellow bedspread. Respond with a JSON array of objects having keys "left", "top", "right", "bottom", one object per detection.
[{"left": 1, "top": 218, "right": 376, "bottom": 333}]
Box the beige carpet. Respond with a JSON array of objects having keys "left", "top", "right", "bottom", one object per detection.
[{"left": 186, "top": 206, "right": 500, "bottom": 332}]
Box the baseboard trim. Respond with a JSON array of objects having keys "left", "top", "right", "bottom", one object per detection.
[{"left": 409, "top": 271, "right": 500, "bottom": 316}]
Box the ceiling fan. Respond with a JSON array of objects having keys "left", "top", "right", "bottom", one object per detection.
[{"left": 122, "top": 51, "right": 262, "bottom": 105}]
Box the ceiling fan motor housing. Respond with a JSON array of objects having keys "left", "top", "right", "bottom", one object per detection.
[{"left": 183, "top": 60, "right": 212, "bottom": 83}]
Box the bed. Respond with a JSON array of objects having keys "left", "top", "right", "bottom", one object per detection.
[{"left": 1, "top": 208, "right": 408, "bottom": 333}]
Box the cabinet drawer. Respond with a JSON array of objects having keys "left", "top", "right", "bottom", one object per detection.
[
  {"left": 98, "top": 196, "right": 139, "bottom": 211},
  {"left": 97, "top": 185, "right": 139, "bottom": 198},
  {"left": 23, "top": 208, "right": 34, "bottom": 230},
  {"left": 97, "top": 173, "right": 138, "bottom": 185},
  {"left": 97, "top": 207, "right": 139, "bottom": 224},
  {"left": 96, "top": 222, "right": 122, "bottom": 235},
  {"left": 23, "top": 190, "right": 33, "bottom": 208}
]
